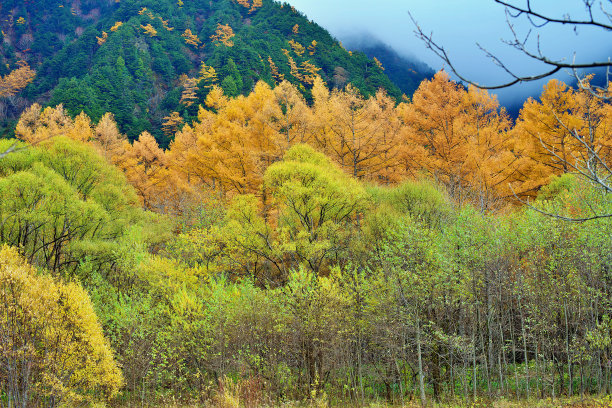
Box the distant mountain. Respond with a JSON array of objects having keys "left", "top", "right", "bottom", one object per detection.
[
  {"left": 344, "top": 35, "right": 434, "bottom": 97},
  {"left": 0, "top": 0, "right": 409, "bottom": 144}
]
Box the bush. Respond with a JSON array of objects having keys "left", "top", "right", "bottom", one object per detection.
[{"left": 0, "top": 245, "right": 123, "bottom": 407}]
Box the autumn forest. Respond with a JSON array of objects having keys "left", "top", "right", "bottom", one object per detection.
[{"left": 1, "top": 0, "right": 612, "bottom": 407}]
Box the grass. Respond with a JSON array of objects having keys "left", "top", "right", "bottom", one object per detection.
[{"left": 119, "top": 395, "right": 612, "bottom": 408}]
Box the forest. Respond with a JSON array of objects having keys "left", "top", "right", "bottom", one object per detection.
[
  {"left": 0, "top": 0, "right": 429, "bottom": 144},
  {"left": 1, "top": 66, "right": 612, "bottom": 407},
  {"left": 1, "top": 0, "right": 612, "bottom": 407}
]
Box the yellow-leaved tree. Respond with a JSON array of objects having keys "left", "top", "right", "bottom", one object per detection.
[
  {"left": 180, "top": 77, "right": 200, "bottom": 107},
  {"left": 312, "top": 79, "right": 403, "bottom": 182},
  {"left": 198, "top": 62, "right": 218, "bottom": 90},
  {"left": 15, "top": 104, "right": 74, "bottom": 145},
  {"left": 0, "top": 245, "right": 123, "bottom": 407},
  {"left": 509, "top": 79, "right": 612, "bottom": 198},
  {"left": 0, "top": 61, "right": 35, "bottom": 99},
  {"left": 210, "top": 24, "right": 235, "bottom": 47},
  {"left": 182, "top": 28, "right": 201, "bottom": 47},
  {"left": 403, "top": 71, "right": 514, "bottom": 207},
  {"left": 168, "top": 82, "right": 282, "bottom": 196},
  {"left": 122, "top": 131, "right": 171, "bottom": 209}
]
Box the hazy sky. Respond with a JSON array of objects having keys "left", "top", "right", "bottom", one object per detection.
[{"left": 283, "top": 0, "right": 610, "bottom": 107}]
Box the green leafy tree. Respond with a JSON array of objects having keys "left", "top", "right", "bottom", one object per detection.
[
  {"left": 0, "top": 137, "right": 152, "bottom": 281},
  {"left": 263, "top": 144, "right": 369, "bottom": 274}
]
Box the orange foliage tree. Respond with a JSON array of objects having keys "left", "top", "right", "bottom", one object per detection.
[
  {"left": 311, "top": 79, "right": 404, "bottom": 182},
  {"left": 308, "top": 40, "right": 317, "bottom": 55},
  {"left": 96, "top": 31, "right": 108, "bottom": 45},
  {"left": 0, "top": 62, "right": 35, "bottom": 98},
  {"left": 110, "top": 21, "right": 123, "bottom": 32},
  {"left": 15, "top": 104, "right": 75, "bottom": 145},
  {"left": 510, "top": 79, "right": 612, "bottom": 197},
  {"left": 168, "top": 83, "right": 282, "bottom": 195},
  {"left": 180, "top": 77, "right": 199, "bottom": 107},
  {"left": 402, "top": 71, "right": 514, "bottom": 206},
  {"left": 268, "top": 57, "right": 285, "bottom": 83},
  {"left": 182, "top": 28, "right": 201, "bottom": 47},
  {"left": 140, "top": 23, "right": 157, "bottom": 37},
  {"left": 210, "top": 24, "right": 235, "bottom": 47},
  {"left": 288, "top": 39, "right": 305, "bottom": 57},
  {"left": 162, "top": 111, "right": 184, "bottom": 135},
  {"left": 269, "top": 80, "right": 312, "bottom": 148},
  {"left": 122, "top": 132, "right": 171, "bottom": 209}
]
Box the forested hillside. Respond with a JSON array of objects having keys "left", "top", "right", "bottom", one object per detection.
[
  {"left": 1, "top": 1, "right": 612, "bottom": 407},
  {"left": 2, "top": 67, "right": 612, "bottom": 406},
  {"left": 345, "top": 35, "right": 435, "bottom": 96},
  {"left": 0, "top": 0, "right": 413, "bottom": 144}
]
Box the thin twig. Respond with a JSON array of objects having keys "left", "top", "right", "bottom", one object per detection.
[
  {"left": 509, "top": 184, "right": 612, "bottom": 222},
  {"left": 409, "top": 1, "right": 612, "bottom": 90}
]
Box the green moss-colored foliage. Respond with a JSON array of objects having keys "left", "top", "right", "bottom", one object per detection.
[{"left": 0, "top": 137, "right": 163, "bottom": 282}]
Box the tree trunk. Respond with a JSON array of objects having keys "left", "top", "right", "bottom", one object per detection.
[{"left": 416, "top": 317, "right": 426, "bottom": 406}]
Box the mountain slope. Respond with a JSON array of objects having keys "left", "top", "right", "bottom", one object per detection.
[
  {"left": 0, "top": 0, "right": 430, "bottom": 144},
  {"left": 344, "top": 35, "right": 434, "bottom": 97}
]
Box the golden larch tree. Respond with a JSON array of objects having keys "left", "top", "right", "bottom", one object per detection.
[
  {"left": 313, "top": 83, "right": 403, "bottom": 181},
  {"left": 0, "top": 62, "right": 35, "bottom": 98},
  {"left": 270, "top": 80, "right": 312, "bottom": 148},
  {"left": 198, "top": 62, "right": 218, "bottom": 89},
  {"left": 268, "top": 56, "right": 285, "bottom": 83},
  {"left": 308, "top": 40, "right": 317, "bottom": 55},
  {"left": 509, "top": 78, "right": 612, "bottom": 198},
  {"left": 92, "top": 112, "right": 130, "bottom": 164},
  {"left": 373, "top": 57, "right": 384, "bottom": 71},
  {"left": 288, "top": 39, "right": 305, "bottom": 56},
  {"left": 96, "top": 31, "right": 108, "bottom": 45},
  {"left": 15, "top": 104, "right": 73, "bottom": 145},
  {"left": 210, "top": 24, "right": 235, "bottom": 47},
  {"left": 162, "top": 111, "right": 184, "bottom": 136},
  {"left": 402, "top": 71, "right": 513, "bottom": 207},
  {"left": 182, "top": 28, "right": 201, "bottom": 47},
  {"left": 140, "top": 23, "right": 157, "bottom": 37},
  {"left": 110, "top": 21, "right": 123, "bottom": 32},
  {"left": 249, "top": 0, "right": 263, "bottom": 12},
  {"left": 123, "top": 132, "right": 170, "bottom": 208},
  {"left": 180, "top": 77, "right": 200, "bottom": 107}
]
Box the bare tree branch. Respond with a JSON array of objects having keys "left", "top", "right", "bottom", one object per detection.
[
  {"left": 410, "top": 0, "right": 612, "bottom": 89},
  {"left": 494, "top": 0, "right": 612, "bottom": 30},
  {"left": 0, "top": 142, "right": 18, "bottom": 160},
  {"left": 510, "top": 184, "right": 612, "bottom": 222}
]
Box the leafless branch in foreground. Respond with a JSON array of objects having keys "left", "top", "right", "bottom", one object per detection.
[
  {"left": 510, "top": 183, "right": 612, "bottom": 222},
  {"left": 409, "top": 0, "right": 612, "bottom": 90},
  {"left": 411, "top": 1, "right": 612, "bottom": 221},
  {"left": 0, "top": 142, "right": 18, "bottom": 159}
]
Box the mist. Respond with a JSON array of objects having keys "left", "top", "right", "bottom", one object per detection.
[{"left": 283, "top": 0, "right": 611, "bottom": 109}]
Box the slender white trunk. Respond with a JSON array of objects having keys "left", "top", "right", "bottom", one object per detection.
[{"left": 417, "top": 317, "right": 426, "bottom": 406}]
